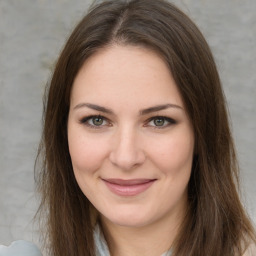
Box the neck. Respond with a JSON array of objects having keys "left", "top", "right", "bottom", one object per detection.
[{"left": 100, "top": 208, "right": 187, "bottom": 256}]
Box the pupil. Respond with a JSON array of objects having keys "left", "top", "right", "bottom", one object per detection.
[
  {"left": 154, "top": 118, "right": 164, "bottom": 126},
  {"left": 93, "top": 117, "right": 103, "bottom": 126}
]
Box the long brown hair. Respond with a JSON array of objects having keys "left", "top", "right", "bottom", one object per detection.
[{"left": 36, "top": 0, "right": 256, "bottom": 255}]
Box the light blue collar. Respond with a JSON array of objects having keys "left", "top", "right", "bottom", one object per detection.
[
  {"left": 94, "top": 225, "right": 110, "bottom": 256},
  {"left": 94, "top": 225, "right": 172, "bottom": 256}
]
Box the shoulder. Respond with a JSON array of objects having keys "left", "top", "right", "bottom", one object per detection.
[
  {"left": 242, "top": 242, "right": 256, "bottom": 256},
  {"left": 0, "top": 240, "right": 42, "bottom": 256}
]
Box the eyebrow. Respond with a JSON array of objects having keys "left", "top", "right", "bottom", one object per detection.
[
  {"left": 73, "top": 103, "right": 114, "bottom": 114},
  {"left": 140, "top": 104, "right": 183, "bottom": 115},
  {"left": 73, "top": 103, "right": 183, "bottom": 115}
]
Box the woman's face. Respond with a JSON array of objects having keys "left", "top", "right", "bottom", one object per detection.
[{"left": 68, "top": 45, "right": 194, "bottom": 229}]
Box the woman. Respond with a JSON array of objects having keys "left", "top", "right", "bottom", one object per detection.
[{"left": 29, "top": 0, "right": 256, "bottom": 255}]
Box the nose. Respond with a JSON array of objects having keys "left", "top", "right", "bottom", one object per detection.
[{"left": 109, "top": 127, "right": 146, "bottom": 171}]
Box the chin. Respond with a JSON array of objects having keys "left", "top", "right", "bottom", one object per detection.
[{"left": 101, "top": 208, "right": 155, "bottom": 228}]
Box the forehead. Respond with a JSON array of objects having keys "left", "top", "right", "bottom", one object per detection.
[{"left": 70, "top": 45, "right": 184, "bottom": 110}]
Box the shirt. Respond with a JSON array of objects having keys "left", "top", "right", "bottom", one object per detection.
[{"left": 93, "top": 225, "right": 173, "bottom": 256}]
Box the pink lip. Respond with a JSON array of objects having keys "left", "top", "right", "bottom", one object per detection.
[{"left": 102, "top": 179, "right": 156, "bottom": 196}]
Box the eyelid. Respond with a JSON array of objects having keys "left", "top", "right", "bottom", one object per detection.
[
  {"left": 79, "top": 115, "right": 176, "bottom": 129},
  {"left": 79, "top": 115, "right": 111, "bottom": 128},
  {"left": 144, "top": 116, "right": 177, "bottom": 128}
]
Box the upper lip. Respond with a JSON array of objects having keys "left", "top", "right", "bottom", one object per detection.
[{"left": 102, "top": 179, "right": 156, "bottom": 186}]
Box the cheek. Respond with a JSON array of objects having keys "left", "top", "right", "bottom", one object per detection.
[
  {"left": 148, "top": 130, "right": 194, "bottom": 175},
  {"left": 68, "top": 128, "right": 109, "bottom": 174}
]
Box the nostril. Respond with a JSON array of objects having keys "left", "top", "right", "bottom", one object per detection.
[{"left": 109, "top": 147, "right": 145, "bottom": 171}]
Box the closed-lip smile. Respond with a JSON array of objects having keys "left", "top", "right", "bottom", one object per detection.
[{"left": 102, "top": 178, "right": 156, "bottom": 196}]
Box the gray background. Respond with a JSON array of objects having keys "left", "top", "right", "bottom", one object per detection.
[{"left": 0, "top": 0, "right": 255, "bottom": 250}]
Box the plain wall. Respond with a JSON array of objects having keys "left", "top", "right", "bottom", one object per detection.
[{"left": 0, "top": 0, "right": 255, "bottom": 249}]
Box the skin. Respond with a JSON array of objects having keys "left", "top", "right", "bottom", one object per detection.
[{"left": 68, "top": 45, "right": 195, "bottom": 256}]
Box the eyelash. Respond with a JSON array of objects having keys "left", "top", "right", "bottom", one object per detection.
[
  {"left": 145, "top": 116, "right": 176, "bottom": 129},
  {"left": 79, "top": 115, "right": 111, "bottom": 129},
  {"left": 79, "top": 115, "right": 176, "bottom": 129}
]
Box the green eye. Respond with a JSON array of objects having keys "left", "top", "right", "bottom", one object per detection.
[
  {"left": 80, "top": 115, "right": 110, "bottom": 129},
  {"left": 92, "top": 116, "right": 104, "bottom": 126},
  {"left": 146, "top": 116, "right": 176, "bottom": 128},
  {"left": 153, "top": 117, "right": 165, "bottom": 126}
]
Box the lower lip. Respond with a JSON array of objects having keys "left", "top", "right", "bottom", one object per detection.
[{"left": 103, "top": 180, "right": 155, "bottom": 196}]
